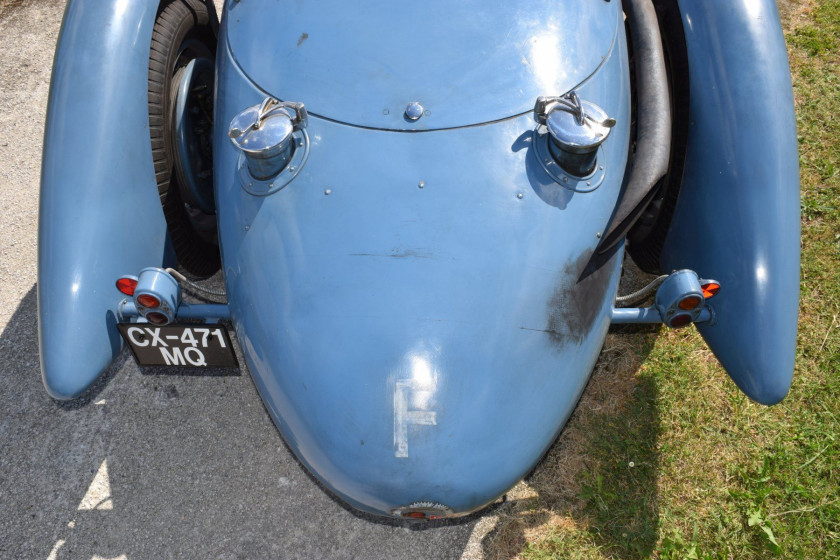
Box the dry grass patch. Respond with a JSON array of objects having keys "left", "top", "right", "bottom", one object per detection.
[{"left": 480, "top": 321, "right": 656, "bottom": 559}]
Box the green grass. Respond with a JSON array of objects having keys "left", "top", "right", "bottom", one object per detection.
[{"left": 485, "top": 2, "right": 840, "bottom": 558}]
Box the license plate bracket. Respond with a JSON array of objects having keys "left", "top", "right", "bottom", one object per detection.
[{"left": 118, "top": 324, "right": 238, "bottom": 368}]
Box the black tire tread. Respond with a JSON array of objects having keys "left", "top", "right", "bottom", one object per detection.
[
  {"left": 148, "top": 0, "right": 220, "bottom": 278},
  {"left": 626, "top": 0, "right": 690, "bottom": 274}
]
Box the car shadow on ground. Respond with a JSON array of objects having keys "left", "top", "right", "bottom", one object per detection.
[
  {"left": 0, "top": 285, "right": 481, "bottom": 559},
  {"left": 480, "top": 331, "right": 661, "bottom": 559},
  {"left": 2, "top": 271, "right": 662, "bottom": 559}
]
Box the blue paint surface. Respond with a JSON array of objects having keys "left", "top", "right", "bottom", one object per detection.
[
  {"left": 214, "top": 7, "right": 630, "bottom": 516},
  {"left": 39, "top": 0, "right": 167, "bottom": 399},
  {"left": 37, "top": 0, "right": 801, "bottom": 521},
  {"left": 662, "top": 0, "right": 800, "bottom": 405},
  {"left": 225, "top": 0, "right": 618, "bottom": 130}
]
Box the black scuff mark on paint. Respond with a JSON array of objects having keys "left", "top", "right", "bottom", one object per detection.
[
  {"left": 349, "top": 249, "right": 435, "bottom": 259},
  {"left": 544, "top": 247, "right": 618, "bottom": 348},
  {"left": 391, "top": 249, "right": 435, "bottom": 259},
  {"left": 296, "top": 32, "right": 309, "bottom": 47}
]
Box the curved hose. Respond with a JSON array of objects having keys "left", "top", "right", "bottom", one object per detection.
[
  {"left": 166, "top": 268, "right": 227, "bottom": 302},
  {"left": 615, "top": 274, "right": 668, "bottom": 307},
  {"left": 598, "top": 0, "right": 672, "bottom": 253}
]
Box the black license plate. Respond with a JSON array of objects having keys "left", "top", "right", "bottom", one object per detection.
[{"left": 118, "top": 324, "right": 238, "bottom": 368}]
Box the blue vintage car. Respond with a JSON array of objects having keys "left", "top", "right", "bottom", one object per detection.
[{"left": 39, "top": 0, "right": 799, "bottom": 520}]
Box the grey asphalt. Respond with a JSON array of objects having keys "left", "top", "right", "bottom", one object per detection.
[{"left": 0, "top": 2, "right": 496, "bottom": 558}]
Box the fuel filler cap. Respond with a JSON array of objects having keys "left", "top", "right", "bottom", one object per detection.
[
  {"left": 229, "top": 97, "right": 308, "bottom": 180},
  {"left": 534, "top": 92, "right": 615, "bottom": 177}
]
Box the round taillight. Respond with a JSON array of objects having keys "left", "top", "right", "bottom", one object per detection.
[
  {"left": 678, "top": 296, "right": 703, "bottom": 310},
  {"left": 701, "top": 282, "right": 721, "bottom": 299},
  {"left": 145, "top": 311, "right": 169, "bottom": 325},
  {"left": 669, "top": 314, "right": 693, "bottom": 329},
  {"left": 116, "top": 277, "right": 138, "bottom": 296},
  {"left": 137, "top": 294, "right": 161, "bottom": 308}
]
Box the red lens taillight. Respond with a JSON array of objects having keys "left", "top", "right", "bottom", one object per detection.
[
  {"left": 116, "top": 277, "right": 138, "bottom": 296},
  {"left": 402, "top": 511, "right": 427, "bottom": 519},
  {"left": 137, "top": 294, "right": 161, "bottom": 308},
  {"left": 678, "top": 296, "right": 703, "bottom": 310},
  {"left": 669, "top": 314, "right": 693, "bottom": 328},
  {"left": 145, "top": 311, "right": 169, "bottom": 325},
  {"left": 701, "top": 282, "right": 721, "bottom": 299}
]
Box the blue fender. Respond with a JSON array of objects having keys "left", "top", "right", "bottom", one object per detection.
[
  {"left": 39, "top": 0, "right": 167, "bottom": 399},
  {"left": 661, "top": 0, "right": 800, "bottom": 404}
]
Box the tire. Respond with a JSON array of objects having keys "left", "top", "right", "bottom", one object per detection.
[
  {"left": 626, "top": 0, "right": 690, "bottom": 274},
  {"left": 148, "top": 0, "right": 220, "bottom": 278}
]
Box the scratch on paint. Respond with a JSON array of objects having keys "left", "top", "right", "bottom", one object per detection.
[
  {"left": 350, "top": 249, "right": 436, "bottom": 259},
  {"left": 520, "top": 326, "right": 562, "bottom": 336}
]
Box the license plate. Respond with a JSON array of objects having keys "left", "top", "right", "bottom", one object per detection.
[{"left": 118, "top": 324, "right": 238, "bottom": 368}]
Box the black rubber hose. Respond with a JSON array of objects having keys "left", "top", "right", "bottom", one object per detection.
[{"left": 597, "top": 0, "right": 672, "bottom": 254}]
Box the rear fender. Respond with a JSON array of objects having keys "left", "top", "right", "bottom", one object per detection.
[
  {"left": 38, "top": 0, "right": 166, "bottom": 398},
  {"left": 661, "top": 0, "right": 800, "bottom": 404}
]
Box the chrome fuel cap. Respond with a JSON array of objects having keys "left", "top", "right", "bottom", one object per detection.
[
  {"left": 229, "top": 97, "right": 308, "bottom": 180},
  {"left": 546, "top": 97, "right": 613, "bottom": 153},
  {"left": 535, "top": 92, "right": 615, "bottom": 177}
]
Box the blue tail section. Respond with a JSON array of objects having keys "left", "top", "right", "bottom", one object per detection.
[{"left": 213, "top": 12, "right": 632, "bottom": 516}]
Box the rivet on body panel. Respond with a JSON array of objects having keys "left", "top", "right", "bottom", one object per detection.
[{"left": 405, "top": 102, "right": 424, "bottom": 121}]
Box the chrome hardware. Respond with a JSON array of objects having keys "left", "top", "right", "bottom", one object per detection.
[
  {"left": 404, "top": 101, "right": 424, "bottom": 121},
  {"left": 534, "top": 92, "right": 615, "bottom": 177},
  {"left": 229, "top": 97, "right": 308, "bottom": 180},
  {"left": 534, "top": 92, "right": 616, "bottom": 128}
]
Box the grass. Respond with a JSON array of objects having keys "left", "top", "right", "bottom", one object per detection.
[{"left": 482, "top": 1, "right": 840, "bottom": 558}]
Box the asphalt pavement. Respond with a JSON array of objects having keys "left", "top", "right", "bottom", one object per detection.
[{"left": 0, "top": 2, "right": 496, "bottom": 558}]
